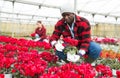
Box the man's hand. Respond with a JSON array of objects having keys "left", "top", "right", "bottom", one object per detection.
[
  {"left": 35, "top": 34, "right": 40, "bottom": 38},
  {"left": 34, "top": 38, "right": 41, "bottom": 41},
  {"left": 55, "top": 40, "right": 65, "bottom": 51},
  {"left": 51, "top": 40, "right": 65, "bottom": 52},
  {"left": 78, "top": 50, "right": 86, "bottom": 56},
  {"left": 51, "top": 41, "right": 57, "bottom": 47},
  {"left": 55, "top": 43, "right": 64, "bottom": 52}
]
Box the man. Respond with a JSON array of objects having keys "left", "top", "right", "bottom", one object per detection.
[{"left": 50, "top": 6, "right": 101, "bottom": 63}]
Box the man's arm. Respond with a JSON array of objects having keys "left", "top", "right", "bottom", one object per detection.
[
  {"left": 50, "top": 21, "right": 63, "bottom": 42},
  {"left": 50, "top": 21, "right": 64, "bottom": 46},
  {"left": 78, "top": 17, "right": 91, "bottom": 53}
]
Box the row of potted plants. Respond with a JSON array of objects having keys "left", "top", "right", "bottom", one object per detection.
[{"left": 0, "top": 36, "right": 120, "bottom": 78}]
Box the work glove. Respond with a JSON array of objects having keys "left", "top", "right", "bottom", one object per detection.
[
  {"left": 34, "top": 34, "right": 41, "bottom": 41},
  {"left": 35, "top": 34, "right": 40, "bottom": 38},
  {"left": 34, "top": 38, "right": 41, "bottom": 41},
  {"left": 51, "top": 40, "right": 67, "bottom": 62},
  {"left": 77, "top": 49, "right": 86, "bottom": 56},
  {"left": 43, "top": 39, "right": 49, "bottom": 43},
  {"left": 51, "top": 40, "right": 65, "bottom": 52},
  {"left": 55, "top": 40, "right": 65, "bottom": 52}
]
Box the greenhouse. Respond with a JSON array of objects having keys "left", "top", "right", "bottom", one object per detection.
[{"left": 0, "top": 0, "right": 120, "bottom": 78}]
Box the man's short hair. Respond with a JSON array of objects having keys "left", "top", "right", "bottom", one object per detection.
[{"left": 37, "top": 21, "right": 42, "bottom": 24}]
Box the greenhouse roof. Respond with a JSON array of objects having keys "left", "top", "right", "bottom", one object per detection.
[{"left": 0, "top": 0, "right": 120, "bottom": 25}]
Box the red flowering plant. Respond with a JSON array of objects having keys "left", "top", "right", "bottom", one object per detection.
[
  {"left": 0, "top": 42, "right": 16, "bottom": 75},
  {"left": 40, "top": 63, "right": 96, "bottom": 78},
  {"left": 36, "top": 41, "right": 52, "bottom": 53},
  {"left": 39, "top": 51, "right": 58, "bottom": 67},
  {"left": 30, "top": 32, "right": 36, "bottom": 39},
  {"left": 0, "top": 53, "right": 16, "bottom": 74},
  {"left": 116, "top": 70, "right": 120, "bottom": 78},
  {"left": 13, "top": 52, "right": 47, "bottom": 78},
  {"left": 0, "top": 36, "right": 10, "bottom": 45},
  {"left": 39, "top": 62, "right": 117, "bottom": 78},
  {"left": 62, "top": 37, "right": 81, "bottom": 62},
  {"left": 0, "top": 74, "right": 4, "bottom": 78},
  {"left": 63, "top": 37, "right": 78, "bottom": 46},
  {"left": 94, "top": 37, "right": 118, "bottom": 45},
  {"left": 16, "top": 38, "right": 52, "bottom": 53},
  {"left": 0, "top": 36, "right": 18, "bottom": 45},
  {"left": 95, "top": 64, "right": 113, "bottom": 77},
  {"left": 0, "top": 36, "right": 18, "bottom": 76}
]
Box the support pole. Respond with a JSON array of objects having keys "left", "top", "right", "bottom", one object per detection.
[
  {"left": 74, "top": 0, "right": 77, "bottom": 14},
  {"left": 11, "top": 1, "right": 14, "bottom": 37}
]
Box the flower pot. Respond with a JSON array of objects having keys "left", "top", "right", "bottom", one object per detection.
[
  {"left": 4, "top": 74, "right": 12, "bottom": 78},
  {"left": 112, "top": 69, "right": 116, "bottom": 76}
]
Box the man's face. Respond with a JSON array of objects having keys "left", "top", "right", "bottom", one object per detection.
[{"left": 62, "top": 12, "right": 74, "bottom": 24}]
